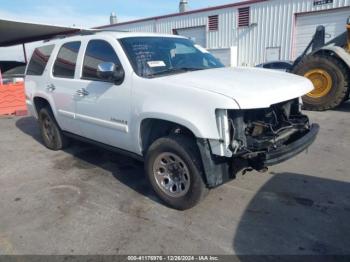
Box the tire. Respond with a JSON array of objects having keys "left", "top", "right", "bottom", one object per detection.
[
  {"left": 342, "top": 88, "right": 350, "bottom": 104},
  {"left": 292, "top": 54, "right": 349, "bottom": 111},
  {"left": 38, "top": 107, "right": 70, "bottom": 151},
  {"left": 145, "top": 135, "right": 208, "bottom": 210}
]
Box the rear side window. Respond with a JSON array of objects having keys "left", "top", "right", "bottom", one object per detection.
[
  {"left": 26, "top": 45, "right": 55, "bottom": 76},
  {"left": 82, "top": 40, "right": 122, "bottom": 81},
  {"left": 53, "top": 41, "right": 81, "bottom": 79}
]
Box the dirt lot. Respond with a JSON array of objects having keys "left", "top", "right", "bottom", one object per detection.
[{"left": 0, "top": 103, "right": 350, "bottom": 255}]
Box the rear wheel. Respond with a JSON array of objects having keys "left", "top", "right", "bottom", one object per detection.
[
  {"left": 38, "top": 107, "right": 70, "bottom": 150},
  {"left": 145, "top": 135, "right": 208, "bottom": 210},
  {"left": 292, "top": 54, "right": 349, "bottom": 111}
]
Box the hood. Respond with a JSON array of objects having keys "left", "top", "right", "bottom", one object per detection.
[{"left": 158, "top": 67, "right": 314, "bottom": 109}]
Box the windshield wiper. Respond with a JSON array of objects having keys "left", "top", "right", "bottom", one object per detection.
[{"left": 148, "top": 67, "right": 204, "bottom": 77}]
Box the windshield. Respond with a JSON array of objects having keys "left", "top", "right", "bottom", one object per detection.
[{"left": 120, "top": 37, "right": 224, "bottom": 78}]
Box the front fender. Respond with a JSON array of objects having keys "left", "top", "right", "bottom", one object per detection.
[
  {"left": 130, "top": 75, "right": 240, "bottom": 155},
  {"left": 134, "top": 94, "right": 238, "bottom": 141}
]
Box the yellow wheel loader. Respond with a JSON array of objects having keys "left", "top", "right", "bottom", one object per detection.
[{"left": 290, "top": 16, "right": 350, "bottom": 111}]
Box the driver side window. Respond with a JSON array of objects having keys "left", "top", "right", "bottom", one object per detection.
[{"left": 82, "top": 40, "right": 122, "bottom": 81}]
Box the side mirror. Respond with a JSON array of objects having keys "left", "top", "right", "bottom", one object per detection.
[{"left": 97, "top": 62, "right": 124, "bottom": 84}]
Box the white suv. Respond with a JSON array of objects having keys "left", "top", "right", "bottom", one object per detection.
[{"left": 25, "top": 31, "right": 319, "bottom": 209}]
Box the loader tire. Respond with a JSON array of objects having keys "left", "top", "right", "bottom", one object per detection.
[{"left": 292, "top": 54, "right": 349, "bottom": 111}]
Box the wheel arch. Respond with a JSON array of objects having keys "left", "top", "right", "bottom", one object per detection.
[
  {"left": 313, "top": 46, "right": 350, "bottom": 70},
  {"left": 139, "top": 117, "right": 199, "bottom": 155},
  {"left": 33, "top": 96, "right": 52, "bottom": 117}
]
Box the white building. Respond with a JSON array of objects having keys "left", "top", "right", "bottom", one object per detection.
[{"left": 97, "top": 0, "right": 350, "bottom": 67}]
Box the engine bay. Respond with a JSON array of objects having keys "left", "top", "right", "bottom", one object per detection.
[{"left": 229, "top": 99, "right": 311, "bottom": 157}]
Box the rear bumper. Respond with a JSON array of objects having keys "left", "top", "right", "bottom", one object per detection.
[{"left": 263, "top": 123, "right": 319, "bottom": 166}]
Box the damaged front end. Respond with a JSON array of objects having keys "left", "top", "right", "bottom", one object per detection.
[
  {"left": 197, "top": 99, "right": 319, "bottom": 188},
  {"left": 229, "top": 98, "right": 319, "bottom": 170}
]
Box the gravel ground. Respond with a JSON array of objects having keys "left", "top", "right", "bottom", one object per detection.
[{"left": 0, "top": 103, "right": 349, "bottom": 255}]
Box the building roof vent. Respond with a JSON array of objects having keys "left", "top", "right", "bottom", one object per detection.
[
  {"left": 110, "top": 12, "right": 118, "bottom": 25},
  {"left": 179, "top": 0, "right": 188, "bottom": 13}
]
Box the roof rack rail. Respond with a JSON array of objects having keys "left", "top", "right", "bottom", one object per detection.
[
  {"left": 43, "top": 29, "right": 92, "bottom": 42},
  {"left": 43, "top": 29, "right": 129, "bottom": 43}
]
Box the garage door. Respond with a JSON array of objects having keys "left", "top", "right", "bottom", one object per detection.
[
  {"left": 294, "top": 7, "right": 350, "bottom": 57},
  {"left": 175, "top": 26, "right": 207, "bottom": 47}
]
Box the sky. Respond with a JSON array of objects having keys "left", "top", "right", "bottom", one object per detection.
[
  {"left": 0, "top": 0, "right": 243, "bottom": 61},
  {"left": 1, "top": 0, "right": 243, "bottom": 28}
]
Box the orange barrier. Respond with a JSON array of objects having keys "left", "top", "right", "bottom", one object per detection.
[{"left": 0, "top": 83, "right": 27, "bottom": 116}]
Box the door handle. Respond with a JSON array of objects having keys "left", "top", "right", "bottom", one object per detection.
[
  {"left": 76, "top": 88, "right": 89, "bottom": 97},
  {"left": 46, "top": 84, "right": 56, "bottom": 92}
]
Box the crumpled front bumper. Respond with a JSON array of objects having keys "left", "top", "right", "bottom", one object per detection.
[
  {"left": 263, "top": 123, "right": 320, "bottom": 166},
  {"left": 197, "top": 123, "right": 319, "bottom": 188}
]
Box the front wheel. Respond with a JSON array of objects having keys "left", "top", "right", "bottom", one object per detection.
[{"left": 145, "top": 135, "right": 208, "bottom": 210}]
